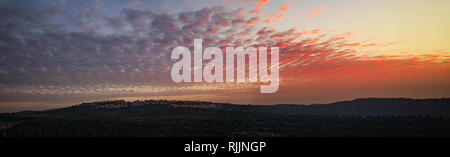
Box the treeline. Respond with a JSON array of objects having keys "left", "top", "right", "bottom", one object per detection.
[{"left": 2, "top": 98, "right": 450, "bottom": 137}]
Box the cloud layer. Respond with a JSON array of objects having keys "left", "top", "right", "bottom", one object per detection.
[{"left": 0, "top": 1, "right": 449, "bottom": 112}]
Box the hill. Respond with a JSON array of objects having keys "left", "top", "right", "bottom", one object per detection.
[{"left": 1, "top": 98, "right": 450, "bottom": 137}]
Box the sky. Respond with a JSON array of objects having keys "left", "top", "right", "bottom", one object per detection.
[{"left": 0, "top": 0, "right": 449, "bottom": 112}]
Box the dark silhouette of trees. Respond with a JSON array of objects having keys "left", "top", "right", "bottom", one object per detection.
[{"left": 1, "top": 99, "right": 450, "bottom": 137}]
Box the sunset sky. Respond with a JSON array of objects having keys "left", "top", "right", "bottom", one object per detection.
[{"left": 0, "top": 0, "right": 449, "bottom": 112}]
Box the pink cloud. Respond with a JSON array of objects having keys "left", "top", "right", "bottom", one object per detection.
[
  {"left": 278, "top": 4, "right": 291, "bottom": 12},
  {"left": 306, "top": 8, "right": 322, "bottom": 20},
  {"left": 249, "top": 0, "right": 271, "bottom": 14},
  {"left": 264, "top": 4, "right": 291, "bottom": 24}
]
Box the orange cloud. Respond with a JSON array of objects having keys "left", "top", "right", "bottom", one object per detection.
[
  {"left": 306, "top": 8, "right": 322, "bottom": 20},
  {"left": 249, "top": 0, "right": 271, "bottom": 14},
  {"left": 265, "top": 14, "right": 288, "bottom": 24},
  {"left": 310, "top": 29, "right": 321, "bottom": 34},
  {"left": 278, "top": 4, "right": 291, "bottom": 12},
  {"left": 264, "top": 4, "right": 291, "bottom": 24},
  {"left": 264, "top": 15, "right": 273, "bottom": 24}
]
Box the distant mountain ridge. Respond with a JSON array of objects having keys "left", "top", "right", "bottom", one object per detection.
[
  {"left": 273, "top": 98, "right": 450, "bottom": 116},
  {"left": 3, "top": 97, "right": 450, "bottom": 116},
  {"left": 27, "top": 97, "right": 450, "bottom": 116}
]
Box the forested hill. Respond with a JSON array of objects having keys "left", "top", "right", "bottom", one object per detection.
[
  {"left": 5, "top": 97, "right": 450, "bottom": 116},
  {"left": 1, "top": 98, "right": 450, "bottom": 137}
]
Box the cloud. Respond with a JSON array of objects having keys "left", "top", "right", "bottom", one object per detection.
[
  {"left": 264, "top": 4, "right": 291, "bottom": 24},
  {"left": 249, "top": 0, "right": 271, "bottom": 14},
  {"left": 0, "top": 4, "right": 267, "bottom": 96},
  {"left": 0, "top": 3, "right": 448, "bottom": 108},
  {"left": 278, "top": 4, "right": 291, "bottom": 12},
  {"left": 246, "top": 16, "right": 260, "bottom": 24},
  {"left": 292, "top": 10, "right": 307, "bottom": 21},
  {"left": 306, "top": 8, "right": 322, "bottom": 20}
]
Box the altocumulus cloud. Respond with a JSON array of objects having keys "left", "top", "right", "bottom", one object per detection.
[
  {"left": 0, "top": 1, "right": 448, "bottom": 111},
  {"left": 0, "top": 3, "right": 283, "bottom": 101}
]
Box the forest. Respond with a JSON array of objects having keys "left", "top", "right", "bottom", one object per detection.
[{"left": 1, "top": 98, "right": 450, "bottom": 137}]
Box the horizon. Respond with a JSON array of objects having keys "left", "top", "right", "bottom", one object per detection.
[
  {"left": 0, "top": 0, "right": 449, "bottom": 113},
  {"left": 2, "top": 97, "right": 450, "bottom": 113}
]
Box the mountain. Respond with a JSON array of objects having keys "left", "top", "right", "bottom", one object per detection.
[
  {"left": 8, "top": 97, "right": 447, "bottom": 117},
  {"left": 1, "top": 98, "right": 450, "bottom": 137},
  {"left": 276, "top": 98, "right": 450, "bottom": 116}
]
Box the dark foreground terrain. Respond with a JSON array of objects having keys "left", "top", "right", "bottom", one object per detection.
[{"left": 1, "top": 98, "right": 450, "bottom": 137}]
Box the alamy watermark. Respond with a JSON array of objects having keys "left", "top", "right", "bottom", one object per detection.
[{"left": 170, "top": 39, "right": 279, "bottom": 93}]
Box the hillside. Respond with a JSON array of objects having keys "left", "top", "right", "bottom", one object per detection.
[{"left": 1, "top": 98, "right": 450, "bottom": 137}]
